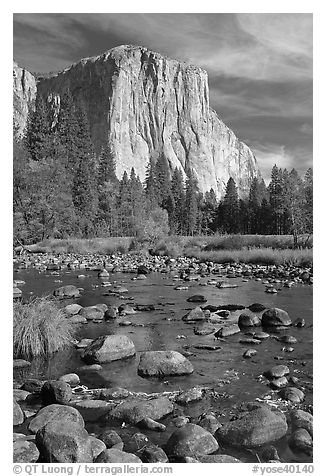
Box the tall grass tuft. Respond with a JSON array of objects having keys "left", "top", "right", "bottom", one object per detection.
[
  {"left": 185, "top": 248, "right": 313, "bottom": 267},
  {"left": 13, "top": 297, "right": 75, "bottom": 359}
]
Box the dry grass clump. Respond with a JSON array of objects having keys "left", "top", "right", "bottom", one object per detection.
[
  {"left": 38, "top": 237, "right": 133, "bottom": 255},
  {"left": 13, "top": 297, "right": 74, "bottom": 359},
  {"left": 185, "top": 248, "right": 313, "bottom": 266}
]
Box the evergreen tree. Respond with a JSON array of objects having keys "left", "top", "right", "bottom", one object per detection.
[
  {"left": 154, "top": 153, "right": 172, "bottom": 208},
  {"left": 304, "top": 168, "right": 313, "bottom": 235},
  {"left": 268, "top": 165, "right": 284, "bottom": 234},
  {"left": 97, "top": 143, "right": 118, "bottom": 186},
  {"left": 201, "top": 189, "right": 218, "bottom": 234},
  {"left": 185, "top": 169, "right": 199, "bottom": 235},
  {"left": 71, "top": 99, "right": 98, "bottom": 236},
  {"left": 145, "top": 158, "right": 158, "bottom": 206},
  {"left": 24, "top": 93, "right": 51, "bottom": 161},
  {"left": 170, "top": 167, "right": 185, "bottom": 234},
  {"left": 219, "top": 177, "right": 240, "bottom": 233},
  {"left": 283, "top": 168, "right": 306, "bottom": 247}
]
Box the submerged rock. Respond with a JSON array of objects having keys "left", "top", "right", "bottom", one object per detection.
[
  {"left": 109, "top": 397, "right": 173, "bottom": 424},
  {"left": 138, "top": 351, "right": 194, "bottom": 377},
  {"left": 53, "top": 285, "right": 80, "bottom": 299}
]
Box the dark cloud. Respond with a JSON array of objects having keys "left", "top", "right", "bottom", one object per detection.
[{"left": 13, "top": 13, "right": 313, "bottom": 175}]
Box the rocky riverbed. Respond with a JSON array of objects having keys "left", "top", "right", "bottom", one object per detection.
[{"left": 13, "top": 252, "right": 313, "bottom": 463}]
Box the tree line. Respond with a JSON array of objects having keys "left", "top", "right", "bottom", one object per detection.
[{"left": 13, "top": 90, "right": 313, "bottom": 245}]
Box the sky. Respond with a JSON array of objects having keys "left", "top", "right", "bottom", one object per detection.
[{"left": 13, "top": 13, "right": 313, "bottom": 180}]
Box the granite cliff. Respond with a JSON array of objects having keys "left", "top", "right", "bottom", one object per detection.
[
  {"left": 13, "top": 61, "right": 37, "bottom": 138},
  {"left": 14, "top": 45, "right": 261, "bottom": 197}
]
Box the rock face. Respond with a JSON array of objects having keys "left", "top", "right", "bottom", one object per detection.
[
  {"left": 13, "top": 61, "right": 37, "bottom": 138},
  {"left": 15, "top": 45, "right": 261, "bottom": 197}
]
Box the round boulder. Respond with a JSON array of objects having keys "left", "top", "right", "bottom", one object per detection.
[
  {"left": 82, "top": 334, "right": 136, "bottom": 364},
  {"left": 261, "top": 308, "right": 292, "bottom": 327},
  {"left": 41, "top": 380, "right": 72, "bottom": 405},
  {"left": 138, "top": 351, "right": 194, "bottom": 377},
  {"left": 216, "top": 405, "right": 288, "bottom": 448},
  {"left": 165, "top": 423, "right": 219, "bottom": 458}
]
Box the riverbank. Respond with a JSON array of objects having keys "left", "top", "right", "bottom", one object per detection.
[{"left": 15, "top": 234, "right": 313, "bottom": 267}]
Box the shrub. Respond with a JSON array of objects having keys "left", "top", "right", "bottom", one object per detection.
[{"left": 13, "top": 297, "right": 75, "bottom": 359}]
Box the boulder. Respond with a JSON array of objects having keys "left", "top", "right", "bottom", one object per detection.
[
  {"left": 89, "top": 436, "right": 106, "bottom": 459},
  {"left": 53, "top": 285, "right": 80, "bottom": 299},
  {"left": 99, "top": 387, "right": 130, "bottom": 400},
  {"left": 187, "top": 295, "right": 207, "bottom": 303},
  {"left": 64, "top": 303, "right": 82, "bottom": 315},
  {"left": 95, "top": 449, "right": 141, "bottom": 463},
  {"left": 243, "top": 349, "right": 258, "bottom": 358},
  {"left": 261, "top": 308, "right": 292, "bottom": 327},
  {"left": 104, "top": 306, "right": 117, "bottom": 319},
  {"left": 289, "top": 429, "right": 313, "bottom": 455},
  {"left": 175, "top": 387, "right": 204, "bottom": 405},
  {"left": 110, "top": 397, "right": 173, "bottom": 424},
  {"left": 99, "top": 430, "right": 124, "bottom": 450},
  {"left": 13, "top": 399, "right": 24, "bottom": 426},
  {"left": 238, "top": 313, "right": 260, "bottom": 328},
  {"left": 248, "top": 303, "right": 266, "bottom": 313},
  {"left": 74, "top": 400, "right": 114, "bottom": 422},
  {"left": 216, "top": 405, "right": 288, "bottom": 448},
  {"left": 290, "top": 410, "right": 313, "bottom": 436},
  {"left": 199, "top": 454, "right": 241, "bottom": 463},
  {"left": 82, "top": 334, "right": 136, "bottom": 364},
  {"left": 138, "top": 417, "right": 166, "bottom": 432},
  {"left": 13, "top": 439, "right": 40, "bottom": 463},
  {"left": 79, "top": 306, "right": 104, "bottom": 320},
  {"left": 138, "top": 351, "right": 194, "bottom": 377},
  {"left": 263, "top": 365, "right": 290, "bottom": 380},
  {"left": 165, "top": 423, "right": 219, "bottom": 458},
  {"left": 13, "top": 359, "right": 31, "bottom": 369},
  {"left": 141, "top": 444, "right": 169, "bottom": 463},
  {"left": 21, "top": 378, "right": 43, "bottom": 394},
  {"left": 198, "top": 413, "right": 222, "bottom": 434},
  {"left": 194, "top": 323, "right": 216, "bottom": 335},
  {"left": 279, "top": 387, "right": 305, "bottom": 403},
  {"left": 41, "top": 380, "right": 72, "bottom": 405},
  {"left": 28, "top": 404, "right": 85, "bottom": 434},
  {"left": 182, "top": 306, "right": 206, "bottom": 321},
  {"left": 124, "top": 433, "right": 149, "bottom": 454},
  {"left": 215, "top": 323, "right": 240, "bottom": 338},
  {"left": 36, "top": 420, "right": 93, "bottom": 463},
  {"left": 13, "top": 389, "right": 31, "bottom": 402},
  {"left": 59, "top": 373, "right": 80, "bottom": 386}
]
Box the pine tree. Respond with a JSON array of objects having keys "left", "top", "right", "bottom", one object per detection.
[
  {"left": 268, "top": 165, "right": 284, "bottom": 234},
  {"left": 56, "top": 88, "right": 80, "bottom": 172},
  {"left": 71, "top": 99, "right": 98, "bottom": 236},
  {"left": 283, "top": 168, "right": 306, "bottom": 247},
  {"left": 170, "top": 167, "right": 185, "bottom": 234},
  {"left": 304, "top": 168, "right": 313, "bottom": 235},
  {"left": 220, "top": 177, "right": 240, "bottom": 233},
  {"left": 145, "top": 158, "right": 158, "bottom": 206},
  {"left": 98, "top": 143, "right": 118, "bottom": 186},
  {"left": 24, "top": 92, "right": 51, "bottom": 161},
  {"left": 155, "top": 153, "right": 172, "bottom": 208},
  {"left": 185, "top": 169, "right": 199, "bottom": 235},
  {"left": 201, "top": 189, "right": 218, "bottom": 234}
]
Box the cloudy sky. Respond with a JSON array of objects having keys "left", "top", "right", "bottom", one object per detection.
[{"left": 13, "top": 13, "right": 313, "bottom": 180}]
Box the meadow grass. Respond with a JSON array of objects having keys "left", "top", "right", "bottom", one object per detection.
[
  {"left": 185, "top": 247, "right": 313, "bottom": 267},
  {"left": 39, "top": 237, "right": 133, "bottom": 255},
  {"left": 13, "top": 297, "right": 75, "bottom": 359}
]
